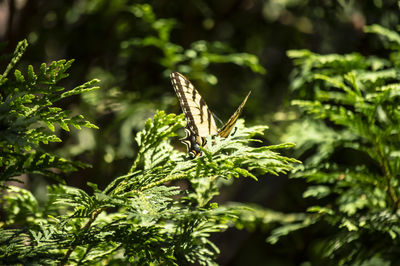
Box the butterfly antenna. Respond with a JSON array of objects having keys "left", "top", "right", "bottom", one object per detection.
[{"left": 213, "top": 113, "right": 224, "bottom": 127}]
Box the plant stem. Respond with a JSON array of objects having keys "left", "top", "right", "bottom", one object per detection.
[
  {"left": 129, "top": 146, "right": 145, "bottom": 173},
  {"left": 376, "top": 140, "right": 399, "bottom": 211},
  {"left": 140, "top": 173, "right": 186, "bottom": 191},
  {"left": 59, "top": 207, "right": 103, "bottom": 266}
]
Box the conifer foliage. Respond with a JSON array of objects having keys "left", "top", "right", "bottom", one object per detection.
[
  {"left": 0, "top": 41, "right": 297, "bottom": 264},
  {"left": 0, "top": 40, "right": 99, "bottom": 185},
  {"left": 271, "top": 25, "right": 400, "bottom": 265}
]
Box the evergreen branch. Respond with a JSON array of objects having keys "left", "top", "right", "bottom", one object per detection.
[
  {"left": 60, "top": 207, "right": 103, "bottom": 266},
  {"left": 364, "top": 24, "right": 400, "bottom": 48},
  {"left": 0, "top": 39, "right": 28, "bottom": 84},
  {"left": 50, "top": 110, "right": 297, "bottom": 265},
  {"left": 375, "top": 138, "right": 399, "bottom": 211},
  {"left": 277, "top": 24, "right": 400, "bottom": 264},
  {"left": 0, "top": 41, "right": 99, "bottom": 185},
  {"left": 139, "top": 173, "right": 186, "bottom": 191}
]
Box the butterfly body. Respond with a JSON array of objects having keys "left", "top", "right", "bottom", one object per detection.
[
  {"left": 181, "top": 128, "right": 206, "bottom": 157},
  {"left": 170, "top": 72, "right": 250, "bottom": 157}
]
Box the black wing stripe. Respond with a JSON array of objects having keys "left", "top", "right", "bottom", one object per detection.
[
  {"left": 171, "top": 73, "right": 199, "bottom": 135},
  {"left": 207, "top": 107, "right": 213, "bottom": 135},
  {"left": 199, "top": 97, "right": 206, "bottom": 124},
  {"left": 171, "top": 72, "right": 219, "bottom": 136}
]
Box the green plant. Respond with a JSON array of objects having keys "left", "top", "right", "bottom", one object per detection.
[
  {"left": 271, "top": 24, "right": 400, "bottom": 265},
  {"left": 0, "top": 39, "right": 99, "bottom": 186},
  {"left": 1, "top": 111, "right": 298, "bottom": 265},
  {"left": 0, "top": 41, "right": 297, "bottom": 265},
  {"left": 123, "top": 3, "right": 266, "bottom": 84}
]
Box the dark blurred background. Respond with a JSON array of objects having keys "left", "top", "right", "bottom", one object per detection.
[{"left": 1, "top": 0, "right": 399, "bottom": 265}]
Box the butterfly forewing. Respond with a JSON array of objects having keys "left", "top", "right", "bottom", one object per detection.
[
  {"left": 218, "top": 91, "right": 251, "bottom": 138},
  {"left": 170, "top": 72, "right": 218, "bottom": 137}
]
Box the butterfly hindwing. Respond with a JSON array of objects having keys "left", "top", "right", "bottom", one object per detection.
[{"left": 218, "top": 91, "right": 251, "bottom": 138}]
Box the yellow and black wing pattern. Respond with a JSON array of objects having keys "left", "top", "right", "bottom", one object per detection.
[
  {"left": 170, "top": 72, "right": 218, "bottom": 137},
  {"left": 170, "top": 71, "right": 250, "bottom": 157}
]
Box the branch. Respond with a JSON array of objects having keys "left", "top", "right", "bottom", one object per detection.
[
  {"left": 376, "top": 139, "right": 399, "bottom": 211},
  {"left": 59, "top": 207, "right": 103, "bottom": 266}
]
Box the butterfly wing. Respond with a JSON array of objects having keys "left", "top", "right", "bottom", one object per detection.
[
  {"left": 171, "top": 71, "right": 250, "bottom": 157},
  {"left": 218, "top": 91, "right": 251, "bottom": 138},
  {"left": 170, "top": 72, "right": 218, "bottom": 137}
]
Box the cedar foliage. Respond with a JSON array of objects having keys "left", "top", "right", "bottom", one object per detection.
[
  {"left": 269, "top": 24, "right": 400, "bottom": 265},
  {"left": 0, "top": 40, "right": 297, "bottom": 265},
  {"left": 0, "top": 39, "right": 99, "bottom": 185}
]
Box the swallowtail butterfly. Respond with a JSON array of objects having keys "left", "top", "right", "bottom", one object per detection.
[{"left": 170, "top": 72, "right": 250, "bottom": 157}]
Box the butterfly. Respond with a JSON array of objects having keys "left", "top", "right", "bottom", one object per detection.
[{"left": 170, "top": 72, "right": 250, "bottom": 157}]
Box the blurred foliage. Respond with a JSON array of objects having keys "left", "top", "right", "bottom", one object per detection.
[
  {"left": 124, "top": 4, "right": 266, "bottom": 81},
  {"left": 1, "top": 0, "right": 400, "bottom": 265},
  {"left": 271, "top": 25, "right": 400, "bottom": 265}
]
